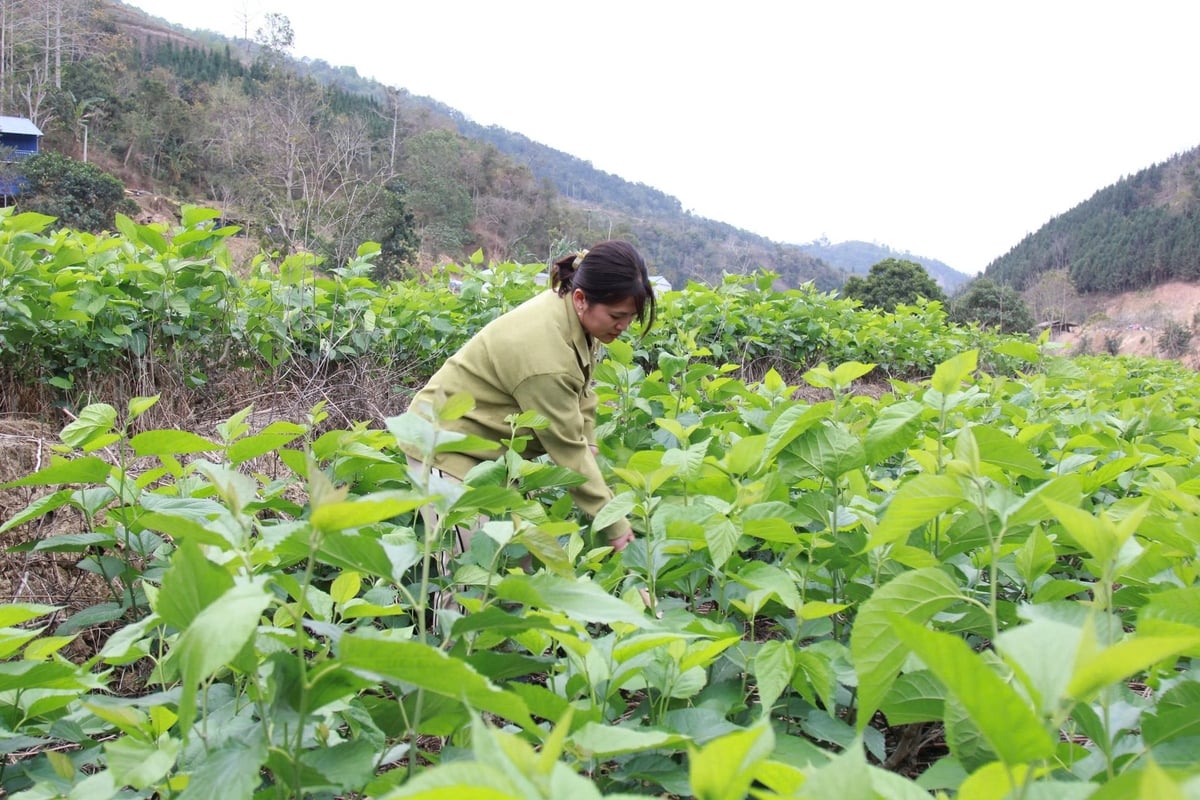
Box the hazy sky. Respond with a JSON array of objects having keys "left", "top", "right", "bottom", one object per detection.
[{"left": 125, "top": 0, "right": 1200, "bottom": 275}]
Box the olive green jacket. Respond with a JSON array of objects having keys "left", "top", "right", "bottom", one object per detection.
[{"left": 405, "top": 290, "right": 619, "bottom": 534}]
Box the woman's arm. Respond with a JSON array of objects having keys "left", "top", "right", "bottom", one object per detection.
[{"left": 512, "top": 372, "right": 630, "bottom": 543}]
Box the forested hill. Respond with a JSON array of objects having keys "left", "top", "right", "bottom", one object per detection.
[
  {"left": 13, "top": 0, "right": 842, "bottom": 291},
  {"left": 984, "top": 145, "right": 1200, "bottom": 293}
]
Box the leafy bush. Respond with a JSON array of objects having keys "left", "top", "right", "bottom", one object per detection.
[
  {"left": 950, "top": 276, "right": 1035, "bottom": 334},
  {"left": 840, "top": 257, "right": 946, "bottom": 312},
  {"left": 0, "top": 210, "right": 1035, "bottom": 412},
  {"left": 16, "top": 151, "right": 133, "bottom": 231}
]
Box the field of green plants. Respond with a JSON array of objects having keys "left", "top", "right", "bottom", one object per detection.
[{"left": 2, "top": 208, "right": 1200, "bottom": 799}]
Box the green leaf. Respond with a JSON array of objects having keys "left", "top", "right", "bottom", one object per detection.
[
  {"left": 1142, "top": 701, "right": 1200, "bottom": 747},
  {"left": 180, "top": 205, "right": 221, "bottom": 227},
  {"left": 592, "top": 492, "right": 636, "bottom": 534},
  {"left": 995, "top": 617, "right": 1084, "bottom": 716},
  {"left": 0, "top": 489, "right": 74, "bottom": 533},
  {"left": 851, "top": 567, "right": 962, "bottom": 728},
  {"left": 831, "top": 360, "right": 876, "bottom": 387},
  {"left": 438, "top": 391, "right": 475, "bottom": 421},
  {"left": 761, "top": 402, "right": 830, "bottom": 467},
  {"left": 971, "top": 425, "right": 1046, "bottom": 479},
  {"left": 338, "top": 632, "right": 535, "bottom": 731},
  {"left": 689, "top": 719, "right": 775, "bottom": 800},
  {"left": 865, "top": 474, "right": 964, "bottom": 552},
  {"left": 60, "top": 403, "right": 118, "bottom": 449},
  {"left": 863, "top": 400, "right": 923, "bottom": 465},
  {"left": 0, "top": 626, "right": 44, "bottom": 659},
  {"left": 299, "top": 737, "right": 380, "bottom": 792},
  {"left": 704, "top": 517, "right": 739, "bottom": 569},
  {"left": 1044, "top": 498, "right": 1138, "bottom": 566},
  {"left": 126, "top": 395, "right": 160, "bottom": 420},
  {"left": 569, "top": 722, "right": 688, "bottom": 757},
  {"left": 129, "top": 429, "right": 219, "bottom": 457},
  {"left": 318, "top": 530, "right": 421, "bottom": 583},
  {"left": 177, "top": 733, "right": 267, "bottom": 800},
  {"left": 377, "top": 765, "right": 524, "bottom": 799},
  {"left": 753, "top": 640, "right": 795, "bottom": 713},
  {"left": 605, "top": 338, "right": 634, "bottom": 365},
  {"left": 1139, "top": 587, "right": 1200, "bottom": 654},
  {"left": 930, "top": 350, "right": 978, "bottom": 395},
  {"left": 139, "top": 510, "right": 232, "bottom": 548},
  {"left": 891, "top": 616, "right": 1055, "bottom": 764},
  {"left": 172, "top": 577, "right": 272, "bottom": 737},
  {"left": 137, "top": 221, "right": 169, "bottom": 253},
  {"left": 0, "top": 603, "right": 59, "bottom": 627},
  {"left": 1067, "top": 631, "right": 1200, "bottom": 703},
  {"left": 8, "top": 210, "right": 57, "bottom": 233},
  {"left": 106, "top": 734, "right": 180, "bottom": 790},
  {"left": 155, "top": 540, "right": 235, "bottom": 630},
  {"left": 311, "top": 491, "right": 427, "bottom": 533},
  {"left": 28, "top": 531, "right": 111, "bottom": 555},
  {"left": 879, "top": 670, "right": 946, "bottom": 725},
  {"left": 0, "top": 456, "right": 111, "bottom": 489},
  {"left": 1014, "top": 527, "right": 1056, "bottom": 587},
  {"left": 330, "top": 571, "right": 361, "bottom": 605},
  {"left": 724, "top": 433, "right": 767, "bottom": 476},
  {"left": 494, "top": 572, "right": 652, "bottom": 626},
  {"left": 789, "top": 424, "right": 866, "bottom": 481}
]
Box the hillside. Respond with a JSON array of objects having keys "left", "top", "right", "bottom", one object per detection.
[
  {"left": 1, "top": 0, "right": 843, "bottom": 291},
  {"left": 1048, "top": 280, "right": 1200, "bottom": 366},
  {"left": 985, "top": 146, "right": 1200, "bottom": 293}
]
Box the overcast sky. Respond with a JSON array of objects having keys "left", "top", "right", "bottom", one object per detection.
[{"left": 125, "top": 0, "right": 1200, "bottom": 275}]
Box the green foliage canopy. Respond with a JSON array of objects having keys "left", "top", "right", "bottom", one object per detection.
[
  {"left": 950, "top": 277, "right": 1035, "bottom": 334},
  {"left": 17, "top": 152, "right": 130, "bottom": 232},
  {"left": 840, "top": 258, "right": 947, "bottom": 312}
]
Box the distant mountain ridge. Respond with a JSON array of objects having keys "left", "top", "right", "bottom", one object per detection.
[
  {"left": 432, "top": 103, "right": 849, "bottom": 290},
  {"left": 796, "top": 239, "right": 972, "bottom": 292},
  {"left": 436, "top": 104, "right": 975, "bottom": 292}
]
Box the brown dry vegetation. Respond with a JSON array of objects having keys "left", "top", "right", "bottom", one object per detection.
[{"left": 0, "top": 419, "right": 102, "bottom": 628}]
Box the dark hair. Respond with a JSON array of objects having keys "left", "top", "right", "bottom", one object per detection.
[{"left": 550, "top": 240, "right": 657, "bottom": 333}]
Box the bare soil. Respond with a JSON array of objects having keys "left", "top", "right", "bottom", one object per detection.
[{"left": 1050, "top": 281, "right": 1200, "bottom": 366}]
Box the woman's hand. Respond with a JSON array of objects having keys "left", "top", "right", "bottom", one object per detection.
[{"left": 607, "top": 525, "right": 635, "bottom": 551}]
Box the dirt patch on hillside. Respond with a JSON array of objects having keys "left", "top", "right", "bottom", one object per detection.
[{"left": 1050, "top": 281, "right": 1200, "bottom": 365}]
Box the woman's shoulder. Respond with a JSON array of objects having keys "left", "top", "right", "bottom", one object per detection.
[
  {"left": 491, "top": 290, "right": 568, "bottom": 334},
  {"left": 484, "top": 291, "right": 577, "bottom": 364}
]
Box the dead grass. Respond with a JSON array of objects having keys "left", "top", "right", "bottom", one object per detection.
[{"left": 0, "top": 418, "right": 105, "bottom": 622}]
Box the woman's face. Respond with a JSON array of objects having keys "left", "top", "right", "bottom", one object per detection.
[{"left": 573, "top": 289, "right": 638, "bottom": 344}]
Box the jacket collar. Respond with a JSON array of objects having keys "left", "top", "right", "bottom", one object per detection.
[{"left": 559, "top": 290, "right": 596, "bottom": 373}]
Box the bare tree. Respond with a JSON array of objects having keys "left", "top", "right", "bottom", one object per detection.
[{"left": 1022, "top": 268, "right": 1082, "bottom": 326}]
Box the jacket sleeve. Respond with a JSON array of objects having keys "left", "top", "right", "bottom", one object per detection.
[{"left": 511, "top": 371, "right": 622, "bottom": 537}]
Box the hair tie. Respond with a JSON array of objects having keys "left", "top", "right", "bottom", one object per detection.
[{"left": 572, "top": 249, "right": 588, "bottom": 269}]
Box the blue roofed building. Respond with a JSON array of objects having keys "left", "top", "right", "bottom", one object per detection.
[{"left": 0, "top": 115, "right": 43, "bottom": 197}]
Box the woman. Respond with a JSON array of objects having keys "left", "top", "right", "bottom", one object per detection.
[{"left": 404, "top": 240, "right": 657, "bottom": 552}]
